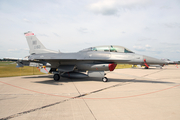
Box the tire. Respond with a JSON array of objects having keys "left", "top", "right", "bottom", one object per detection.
[
  {"left": 102, "top": 77, "right": 108, "bottom": 82},
  {"left": 53, "top": 74, "right": 60, "bottom": 81},
  {"left": 145, "top": 66, "right": 149, "bottom": 69}
]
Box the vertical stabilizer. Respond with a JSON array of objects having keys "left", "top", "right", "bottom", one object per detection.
[{"left": 24, "top": 31, "right": 58, "bottom": 54}]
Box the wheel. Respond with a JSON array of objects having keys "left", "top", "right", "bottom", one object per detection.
[
  {"left": 102, "top": 77, "right": 108, "bottom": 82},
  {"left": 145, "top": 66, "right": 149, "bottom": 69},
  {"left": 53, "top": 74, "right": 60, "bottom": 81}
]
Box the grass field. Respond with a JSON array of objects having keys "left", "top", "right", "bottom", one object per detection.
[
  {"left": 115, "top": 64, "right": 135, "bottom": 69},
  {"left": 0, "top": 61, "right": 134, "bottom": 77},
  {"left": 0, "top": 61, "right": 45, "bottom": 77}
]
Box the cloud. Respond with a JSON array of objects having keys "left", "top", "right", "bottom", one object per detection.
[
  {"left": 8, "top": 48, "right": 18, "bottom": 52},
  {"left": 36, "top": 34, "right": 49, "bottom": 37},
  {"left": 37, "top": 20, "right": 48, "bottom": 24},
  {"left": 8, "top": 48, "right": 28, "bottom": 52},
  {"left": 176, "top": 50, "right": 180, "bottom": 53},
  {"left": 137, "top": 37, "right": 156, "bottom": 41},
  {"left": 133, "top": 44, "right": 151, "bottom": 51},
  {"left": 78, "top": 27, "right": 88, "bottom": 33},
  {"left": 23, "top": 48, "right": 29, "bottom": 51},
  {"left": 53, "top": 33, "right": 60, "bottom": 37},
  {"left": 163, "top": 22, "right": 180, "bottom": 28},
  {"left": 23, "top": 18, "right": 32, "bottom": 23},
  {"left": 145, "top": 44, "right": 151, "bottom": 49},
  {"left": 160, "top": 42, "right": 180, "bottom": 46},
  {"left": 0, "top": 0, "right": 180, "bottom": 60},
  {"left": 160, "top": 6, "right": 171, "bottom": 10},
  {"left": 89, "top": 0, "right": 118, "bottom": 15},
  {"left": 88, "top": 0, "right": 150, "bottom": 15},
  {"left": 133, "top": 45, "right": 145, "bottom": 51}
]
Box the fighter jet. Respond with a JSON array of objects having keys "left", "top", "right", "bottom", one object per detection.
[{"left": 4, "top": 31, "right": 167, "bottom": 82}]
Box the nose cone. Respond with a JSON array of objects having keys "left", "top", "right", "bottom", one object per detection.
[
  {"left": 143, "top": 55, "right": 167, "bottom": 65},
  {"left": 166, "top": 60, "right": 179, "bottom": 64}
]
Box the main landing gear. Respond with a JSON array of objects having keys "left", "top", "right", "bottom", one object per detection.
[{"left": 53, "top": 74, "right": 60, "bottom": 81}]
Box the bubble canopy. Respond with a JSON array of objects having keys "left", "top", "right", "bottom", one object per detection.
[{"left": 79, "top": 45, "right": 134, "bottom": 53}]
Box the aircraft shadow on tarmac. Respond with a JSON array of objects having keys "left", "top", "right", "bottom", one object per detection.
[
  {"left": 22, "top": 75, "right": 53, "bottom": 78},
  {"left": 134, "top": 67, "right": 162, "bottom": 69},
  {"left": 22, "top": 75, "right": 175, "bottom": 85}
]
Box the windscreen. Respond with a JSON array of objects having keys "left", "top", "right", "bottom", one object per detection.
[{"left": 79, "top": 46, "right": 134, "bottom": 53}]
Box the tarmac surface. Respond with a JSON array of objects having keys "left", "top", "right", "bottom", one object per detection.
[{"left": 0, "top": 65, "right": 180, "bottom": 120}]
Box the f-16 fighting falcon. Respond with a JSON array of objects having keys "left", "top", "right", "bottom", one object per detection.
[{"left": 4, "top": 31, "right": 167, "bottom": 82}]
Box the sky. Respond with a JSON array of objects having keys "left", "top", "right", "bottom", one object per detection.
[{"left": 0, "top": 0, "right": 180, "bottom": 60}]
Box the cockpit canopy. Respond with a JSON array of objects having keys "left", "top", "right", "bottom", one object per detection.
[{"left": 79, "top": 45, "right": 134, "bottom": 53}]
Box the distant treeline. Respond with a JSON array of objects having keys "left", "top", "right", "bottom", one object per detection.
[{"left": 0, "top": 59, "right": 11, "bottom": 61}]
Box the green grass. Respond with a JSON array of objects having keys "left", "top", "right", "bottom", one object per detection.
[
  {"left": 0, "top": 61, "right": 135, "bottom": 77},
  {"left": 0, "top": 61, "right": 45, "bottom": 77}
]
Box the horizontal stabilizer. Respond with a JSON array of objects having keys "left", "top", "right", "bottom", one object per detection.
[{"left": 16, "top": 62, "right": 24, "bottom": 68}]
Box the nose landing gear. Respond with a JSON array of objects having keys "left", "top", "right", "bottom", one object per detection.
[{"left": 102, "top": 77, "right": 108, "bottom": 82}]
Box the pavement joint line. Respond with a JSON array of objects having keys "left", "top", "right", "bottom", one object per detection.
[
  {"left": 0, "top": 68, "right": 179, "bottom": 119},
  {"left": 0, "top": 97, "right": 17, "bottom": 101},
  {"left": 0, "top": 68, "right": 173, "bottom": 100},
  {"left": 0, "top": 69, "right": 168, "bottom": 101},
  {"left": 72, "top": 80, "right": 97, "bottom": 120},
  {"left": 0, "top": 80, "right": 132, "bottom": 99},
  {"left": 0, "top": 80, "right": 131, "bottom": 120},
  {"left": 3, "top": 81, "right": 179, "bottom": 120},
  {"left": 0, "top": 81, "right": 130, "bottom": 120},
  {"left": 0, "top": 99, "right": 70, "bottom": 120},
  {"left": 141, "top": 69, "right": 164, "bottom": 77},
  {"left": 1, "top": 82, "right": 179, "bottom": 120},
  {"left": 113, "top": 69, "right": 164, "bottom": 80}
]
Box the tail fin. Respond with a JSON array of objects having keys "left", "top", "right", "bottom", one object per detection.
[{"left": 24, "top": 31, "right": 58, "bottom": 54}]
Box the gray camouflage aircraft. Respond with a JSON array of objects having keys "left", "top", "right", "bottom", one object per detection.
[{"left": 4, "top": 31, "right": 167, "bottom": 82}]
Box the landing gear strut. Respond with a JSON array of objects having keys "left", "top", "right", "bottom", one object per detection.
[
  {"left": 53, "top": 74, "right": 60, "bottom": 81},
  {"left": 102, "top": 77, "right": 108, "bottom": 82}
]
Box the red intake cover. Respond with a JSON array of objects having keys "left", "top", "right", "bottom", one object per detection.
[{"left": 108, "top": 63, "right": 117, "bottom": 71}]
